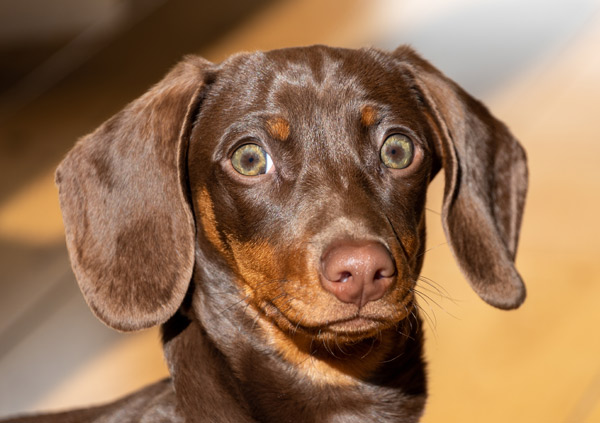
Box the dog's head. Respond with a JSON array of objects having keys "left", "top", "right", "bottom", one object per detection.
[{"left": 57, "top": 46, "right": 527, "bottom": 346}]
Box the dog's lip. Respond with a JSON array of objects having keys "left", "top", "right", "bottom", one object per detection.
[
  {"left": 261, "top": 288, "right": 415, "bottom": 335},
  {"left": 320, "top": 315, "right": 390, "bottom": 334},
  {"left": 263, "top": 301, "right": 396, "bottom": 336}
]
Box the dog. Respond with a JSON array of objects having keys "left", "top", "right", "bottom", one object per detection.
[{"left": 3, "top": 45, "right": 527, "bottom": 422}]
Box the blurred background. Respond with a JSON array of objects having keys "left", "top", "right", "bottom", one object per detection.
[{"left": 1, "top": 0, "right": 599, "bottom": 421}]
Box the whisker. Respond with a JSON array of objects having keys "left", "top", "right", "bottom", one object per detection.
[
  {"left": 413, "top": 296, "right": 438, "bottom": 334},
  {"left": 206, "top": 289, "right": 239, "bottom": 295},
  {"left": 249, "top": 307, "right": 262, "bottom": 332},
  {"left": 414, "top": 289, "right": 457, "bottom": 320},
  {"left": 416, "top": 283, "right": 456, "bottom": 305},
  {"left": 379, "top": 333, "right": 406, "bottom": 363},
  {"left": 217, "top": 294, "right": 251, "bottom": 316},
  {"left": 417, "top": 241, "right": 448, "bottom": 258},
  {"left": 360, "top": 335, "right": 378, "bottom": 359},
  {"left": 335, "top": 338, "right": 351, "bottom": 356},
  {"left": 398, "top": 319, "right": 416, "bottom": 342},
  {"left": 409, "top": 308, "right": 422, "bottom": 335},
  {"left": 323, "top": 338, "right": 340, "bottom": 359},
  {"left": 291, "top": 309, "right": 306, "bottom": 336},
  {"left": 313, "top": 331, "right": 322, "bottom": 356},
  {"left": 403, "top": 304, "right": 415, "bottom": 333},
  {"left": 418, "top": 275, "right": 454, "bottom": 300}
]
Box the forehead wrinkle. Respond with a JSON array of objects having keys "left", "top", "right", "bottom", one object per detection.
[
  {"left": 266, "top": 78, "right": 367, "bottom": 147},
  {"left": 266, "top": 51, "right": 366, "bottom": 106},
  {"left": 210, "top": 51, "right": 277, "bottom": 113}
]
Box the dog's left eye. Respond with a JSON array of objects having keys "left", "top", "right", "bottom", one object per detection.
[
  {"left": 231, "top": 144, "right": 273, "bottom": 176},
  {"left": 380, "top": 134, "right": 414, "bottom": 169}
]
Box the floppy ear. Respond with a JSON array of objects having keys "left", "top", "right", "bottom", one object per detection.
[
  {"left": 394, "top": 46, "right": 528, "bottom": 309},
  {"left": 56, "top": 56, "right": 212, "bottom": 331}
]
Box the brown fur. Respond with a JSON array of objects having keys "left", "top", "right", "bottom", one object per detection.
[{"left": 2, "top": 45, "right": 527, "bottom": 423}]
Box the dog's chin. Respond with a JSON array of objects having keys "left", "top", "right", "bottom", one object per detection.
[
  {"left": 326, "top": 316, "right": 388, "bottom": 333},
  {"left": 315, "top": 317, "right": 397, "bottom": 343}
]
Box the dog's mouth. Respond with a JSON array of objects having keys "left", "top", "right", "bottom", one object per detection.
[
  {"left": 260, "top": 290, "right": 414, "bottom": 341},
  {"left": 268, "top": 305, "right": 385, "bottom": 334}
]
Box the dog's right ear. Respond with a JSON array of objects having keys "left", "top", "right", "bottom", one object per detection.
[{"left": 56, "top": 56, "right": 213, "bottom": 331}]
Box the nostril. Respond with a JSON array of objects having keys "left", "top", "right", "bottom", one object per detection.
[
  {"left": 374, "top": 270, "right": 387, "bottom": 280},
  {"left": 338, "top": 271, "right": 352, "bottom": 283}
]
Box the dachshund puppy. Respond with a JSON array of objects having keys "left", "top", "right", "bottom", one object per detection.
[{"left": 4, "top": 45, "right": 527, "bottom": 423}]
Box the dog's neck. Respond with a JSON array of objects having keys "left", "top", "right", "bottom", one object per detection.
[{"left": 162, "top": 291, "right": 427, "bottom": 423}]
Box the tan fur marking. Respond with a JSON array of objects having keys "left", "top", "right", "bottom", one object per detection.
[
  {"left": 360, "top": 105, "right": 378, "bottom": 127},
  {"left": 266, "top": 117, "right": 290, "bottom": 141},
  {"left": 228, "top": 238, "right": 279, "bottom": 288},
  {"left": 195, "top": 188, "right": 227, "bottom": 254}
]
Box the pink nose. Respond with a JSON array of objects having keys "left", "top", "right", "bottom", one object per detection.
[{"left": 320, "top": 241, "right": 395, "bottom": 308}]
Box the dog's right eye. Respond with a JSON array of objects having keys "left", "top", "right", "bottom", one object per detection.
[{"left": 231, "top": 144, "right": 273, "bottom": 176}]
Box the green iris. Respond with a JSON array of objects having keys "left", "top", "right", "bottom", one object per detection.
[
  {"left": 380, "top": 134, "right": 414, "bottom": 169},
  {"left": 231, "top": 144, "right": 272, "bottom": 176}
]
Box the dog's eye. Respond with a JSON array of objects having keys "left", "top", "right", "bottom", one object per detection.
[
  {"left": 231, "top": 144, "right": 273, "bottom": 176},
  {"left": 380, "top": 134, "right": 414, "bottom": 169}
]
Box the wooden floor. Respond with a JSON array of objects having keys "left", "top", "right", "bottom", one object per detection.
[{"left": 1, "top": 0, "right": 600, "bottom": 421}]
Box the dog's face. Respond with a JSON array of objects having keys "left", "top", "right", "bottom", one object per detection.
[
  {"left": 188, "top": 48, "right": 436, "bottom": 343},
  {"left": 56, "top": 46, "right": 527, "bottom": 356}
]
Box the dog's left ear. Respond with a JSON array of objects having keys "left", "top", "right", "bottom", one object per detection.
[
  {"left": 56, "top": 56, "right": 213, "bottom": 331},
  {"left": 393, "top": 46, "right": 528, "bottom": 309}
]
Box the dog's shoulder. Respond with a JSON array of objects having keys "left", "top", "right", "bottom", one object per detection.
[{"left": 2, "top": 379, "right": 181, "bottom": 423}]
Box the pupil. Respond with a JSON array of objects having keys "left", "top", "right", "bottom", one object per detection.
[
  {"left": 391, "top": 148, "right": 397, "bottom": 155},
  {"left": 248, "top": 156, "right": 254, "bottom": 163}
]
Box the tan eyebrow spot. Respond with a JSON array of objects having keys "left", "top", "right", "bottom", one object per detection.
[
  {"left": 266, "top": 117, "right": 290, "bottom": 141},
  {"left": 360, "top": 105, "right": 378, "bottom": 127}
]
